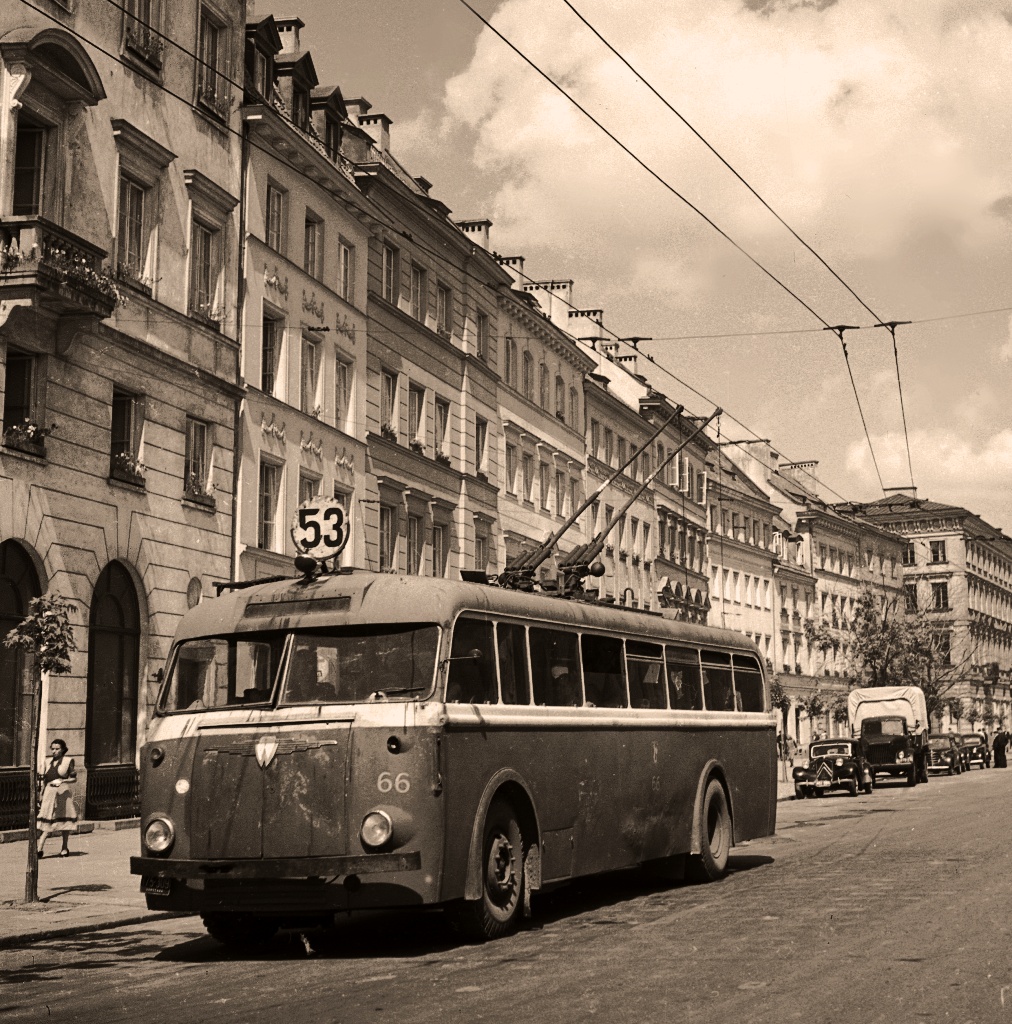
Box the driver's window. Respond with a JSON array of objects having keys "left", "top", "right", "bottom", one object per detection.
[{"left": 446, "top": 617, "right": 496, "bottom": 704}]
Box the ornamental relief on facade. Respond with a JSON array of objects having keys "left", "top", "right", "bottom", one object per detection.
[{"left": 264, "top": 264, "right": 288, "bottom": 299}]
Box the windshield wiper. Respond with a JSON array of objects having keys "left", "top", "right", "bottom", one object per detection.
[{"left": 369, "top": 684, "right": 428, "bottom": 700}]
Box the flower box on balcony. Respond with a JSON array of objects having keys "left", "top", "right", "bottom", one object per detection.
[
  {"left": 184, "top": 487, "right": 216, "bottom": 510},
  {"left": 124, "top": 23, "right": 164, "bottom": 69},
  {"left": 409, "top": 439, "right": 425, "bottom": 455},
  {"left": 189, "top": 305, "right": 222, "bottom": 332},
  {"left": 116, "top": 263, "right": 153, "bottom": 297},
  {"left": 379, "top": 424, "right": 398, "bottom": 443},
  {"left": 434, "top": 451, "right": 451, "bottom": 467}
]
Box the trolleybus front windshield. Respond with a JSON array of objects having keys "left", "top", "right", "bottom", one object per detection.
[{"left": 160, "top": 623, "right": 439, "bottom": 712}]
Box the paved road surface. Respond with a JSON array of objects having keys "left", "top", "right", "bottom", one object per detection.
[{"left": 2, "top": 768, "right": 1009, "bottom": 1024}]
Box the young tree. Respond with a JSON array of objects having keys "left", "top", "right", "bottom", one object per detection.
[
  {"left": 3, "top": 594, "right": 76, "bottom": 903},
  {"left": 797, "top": 688, "right": 829, "bottom": 739},
  {"left": 769, "top": 678, "right": 792, "bottom": 780},
  {"left": 945, "top": 696, "right": 964, "bottom": 732},
  {"left": 967, "top": 702, "right": 981, "bottom": 732},
  {"left": 830, "top": 694, "right": 851, "bottom": 727}
]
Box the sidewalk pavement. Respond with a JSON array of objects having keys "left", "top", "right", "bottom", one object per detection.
[
  {"left": 0, "top": 821, "right": 186, "bottom": 950},
  {"left": 0, "top": 783, "right": 800, "bottom": 950}
]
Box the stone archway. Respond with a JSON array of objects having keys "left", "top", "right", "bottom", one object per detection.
[{"left": 85, "top": 561, "right": 140, "bottom": 819}]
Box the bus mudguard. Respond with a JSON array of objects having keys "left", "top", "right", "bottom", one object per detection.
[
  {"left": 689, "top": 759, "right": 733, "bottom": 856},
  {"left": 462, "top": 768, "right": 542, "bottom": 903}
]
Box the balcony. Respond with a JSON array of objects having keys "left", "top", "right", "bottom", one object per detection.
[{"left": 0, "top": 217, "right": 120, "bottom": 329}]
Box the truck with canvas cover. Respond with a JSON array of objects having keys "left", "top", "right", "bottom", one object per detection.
[{"left": 848, "top": 686, "right": 929, "bottom": 786}]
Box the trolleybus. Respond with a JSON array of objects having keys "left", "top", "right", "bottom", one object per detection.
[{"left": 130, "top": 566, "right": 777, "bottom": 945}]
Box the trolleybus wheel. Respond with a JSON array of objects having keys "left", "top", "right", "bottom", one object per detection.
[
  {"left": 202, "top": 912, "right": 279, "bottom": 948},
  {"left": 687, "top": 779, "right": 731, "bottom": 883},
  {"left": 458, "top": 799, "right": 525, "bottom": 941}
]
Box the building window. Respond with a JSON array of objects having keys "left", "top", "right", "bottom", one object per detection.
[
  {"left": 617, "top": 437, "right": 627, "bottom": 470},
  {"left": 475, "top": 532, "right": 488, "bottom": 571},
  {"left": 571, "top": 478, "right": 579, "bottom": 518},
  {"left": 904, "top": 583, "right": 918, "bottom": 613},
  {"left": 304, "top": 213, "right": 323, "bottom": 279},
  {"left": 261, "top": 312, "right": 281, "bottom": 396},
  {"left": 266, "top": 183, "right": 286, "bottom": 253},
  {"left": 432, "top": 525, "right": 447, "bottom": 578},
  {"left": 522, "top": 453, "right": 534, "bottom": 502},
  {"left": 555, "top": 376, "right": 565, "bottom": 421},
  {"left": 435, "top": 397, "right": 449, "bottom": 458},
  {"left": 3, "top": 350, "right": 37, "bottom": 435},
  {"left": 522, "top": 351, "right": 534, "bottom": 402},
  {"left": 189, "top": 218, "right": 217, "bottom": 320},
  {"left": 935, "top": 631, "right": 951, "bottom": 665},
  {"left": 381, "top": 370, "right": 397, "bottom": 436},
  {"left": 475, "top": 416, "right": 488, "bottom": 475},
  {"left": 258, "top": 460, "right": 280, "bottom": 550},
  {"left": 931, "top": 582, "right": 949, "bottom": 611},
  {"left": 505, "top": 338, "right": 516, "bottom": 387},
  {"left": 539, "top": 363, "right": 549, "bottom": 409},
  {"left": 540, "top": 462, "right": 550, "bottom": 509},
  {"left": 334, "top": 359, "right": 351, "bottom": 432},
  {"left": 555, "top": 469, "right": 565, "bottom": 516},
  {"left": 252, "top": 46, "right": 271, "bottom": 99},
  {"left": 590, "top": 420, "right": 601, "bottom": 458},
  {"left": 196, "top": 6, "right": 228, "bottom": 117},
  {"left": 184, "top": 416, "right": 210, "bottom": 498},
  {"left": 292, "top": 88, "right": 309, "bottom": 131},
  {"left": 505, "top": 443, "right": 518, "bottom": 494},
  {"left": 436, "top": 284, "right": 452, "bottom": 337},
  {"left": 379, "top": 505, "right": 395, "bottom": 571},
  {"left": 410, "top": 264, "right": 426, "bottom": 322},
  {"left": 338, "top": 237, "right": 356, "bottom": 301},
  {"left": 124, "top": 0, "right": 161, "bottom": 67},
  {"left": 930, "top": 540, "right": 947, "bottom": 564},
  {"left": 476, "top": 311, "right": 489, "bottom": 360},
  {"left": 301, "top": 335, "right": 320, "bottom": 415},
  {"left": 604, "top": 428, "right": 614, "bottom": 465},
  {"left": 12, "top": 119, "right": 45, "bottom": 217},
  {"left": 325, "top": 117, "right": 340, "bottom": 160},
  {"left": 406, "top": 515, "right": 422, "bottom": 575},
  {"left": 117, "top": 175, "right": 146, "bottom": 277},
  {"left": 569, "top": 387, "right": 579, "bottom": 428},
  {"left": 382, "top": 244, "right": 398, "bottom": 303},
  {"left": 298, "top": 472, "right": 318, "bottom": 505},
  {"left": 408, "top": 384, "right": 425, "bottom": 443}
]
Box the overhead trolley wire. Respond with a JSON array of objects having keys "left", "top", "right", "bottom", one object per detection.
[{"left": 21, "top": 0, "right": 859, "bottom": 505}]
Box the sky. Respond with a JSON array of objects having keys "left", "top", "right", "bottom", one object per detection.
[{"left": 287, "top": 0, "right": 1012, "bottom": 532}]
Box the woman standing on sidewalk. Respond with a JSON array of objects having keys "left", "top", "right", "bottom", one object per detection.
[{"left": 37, "top": 739, "right": 78, "bottom": 858}]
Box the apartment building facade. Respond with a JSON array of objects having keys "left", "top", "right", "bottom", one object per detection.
[{"left": 0, "top": 0, "right": 244, "bottom": 824}]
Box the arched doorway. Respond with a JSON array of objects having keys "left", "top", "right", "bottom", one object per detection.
[
  {"left": 0, "top": 541, "right": 42, "bottom": 830},
  {"left": 85, "top": 562, "right": 141, "bottom": 819}
]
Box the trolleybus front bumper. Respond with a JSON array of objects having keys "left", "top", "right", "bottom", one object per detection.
[{"left": 130, "top": 851, "right": 420, "bottom": 882}]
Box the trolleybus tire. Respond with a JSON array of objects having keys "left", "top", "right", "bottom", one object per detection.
[
  {"left": 687, "top": 779, "right": 731, "bottom": 883},
  {"left": 202, "top": 912, "right": 279, "bottom": 948},
  {"left": 456, "top": 798, "right": 525, "bottom": 941}
]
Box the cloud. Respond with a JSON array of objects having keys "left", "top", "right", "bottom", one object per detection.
[{"left": 845, "top": 428, "right": 1012, "bottom": 527}]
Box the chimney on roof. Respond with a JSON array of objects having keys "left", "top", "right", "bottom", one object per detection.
[
  {"left": 358, "top": 112, "right": 392, "bottom": 155},
  {"left": 568, "top": 307, "right": 607, "bottom": 345},
  {"left": 781, "top": 460, "right": 821, "bottom": 499},
  {"left": 520, "top": 280, "right": 573, "bottom": 331},
  {"left": 345, "top": 97, "right": 372, "bottom": 122},
  {"left": 275, "top": 17, "right": 304, "bottom": 54},
  {"left": 456, "top": 219, "right": 492, "bottom": 250}
]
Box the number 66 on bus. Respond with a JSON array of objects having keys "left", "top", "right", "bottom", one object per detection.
[{"left": 290, "top": 498, "right": 349, "bottom": 558}]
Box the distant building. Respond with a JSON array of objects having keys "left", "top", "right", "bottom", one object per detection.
[{"left": 839, "top": 493, "right": 1012, "bottom": 732}]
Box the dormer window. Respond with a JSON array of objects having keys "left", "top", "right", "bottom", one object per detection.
[
  {"left": 253, "top": 48, "right": 272, "bottom": 99},
  {"left": 325, "top": 118, "right": 340, "bottom": 161},
  {"left": 292, "top": 88, "right": 309, "bottom": 130}
]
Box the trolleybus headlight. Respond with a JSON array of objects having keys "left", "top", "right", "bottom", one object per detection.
[
  {"left": 144, "top": 817, "right": 175, "bottom": 854},
  {"left": 361, "top": 810, "right": 394, "bottom": 849}
]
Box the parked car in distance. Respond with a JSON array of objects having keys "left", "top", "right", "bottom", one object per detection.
[
  {"left": 960, "top": 733, "right": 990, "bottom": 770},
  {"left": 927, "top": 735, "right": 962, "bottom": 775},
  {"left": 793, "top": 739, "right": 872, "bottom": 798}
]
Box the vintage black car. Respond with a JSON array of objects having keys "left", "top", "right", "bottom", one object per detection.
[
  {"left": 960, "top": 733, "right": 991, "bottom": 770},
  {"left": 793, "top": 740, "right": 872, "bottom": 798},
  {"left": 926, "top": 735, "right": 962, "bottom": 775}
]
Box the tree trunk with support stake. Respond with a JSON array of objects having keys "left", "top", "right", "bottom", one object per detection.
[{"left": 24, "top": 664, "right": 42, "bottom": 902}]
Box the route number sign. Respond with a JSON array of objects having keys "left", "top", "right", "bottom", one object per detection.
[{"left": 290, "top": 498, "right": 350, "bottom": 557}]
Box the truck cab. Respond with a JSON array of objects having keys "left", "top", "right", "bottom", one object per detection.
[{"left": 848, "top": 686, "right": 930, "bottom": 787}]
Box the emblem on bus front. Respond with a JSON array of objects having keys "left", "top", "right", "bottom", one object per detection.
[{"left": 255, "top": 736, "right": 279, "bottom": 768}]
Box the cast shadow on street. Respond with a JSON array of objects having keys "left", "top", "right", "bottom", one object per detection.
[{"left": 155, "top": 853, "right": 775, "bottom": 964}]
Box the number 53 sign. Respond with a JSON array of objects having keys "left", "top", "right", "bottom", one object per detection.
[{"left": 290, "top": 498, "right": 350, "bottom": 557}]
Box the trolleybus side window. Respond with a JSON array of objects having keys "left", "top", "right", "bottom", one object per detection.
[
  {"left": 496, "top": 622, "right": 531, "bottom": 705},
  {"left": 447, "top": 617, "right": 497, "bottom": 704},
  {"left": 581, "top": 633, "right": 627, "bottom": 708},
  {"left": 626, "top": 640, "right": 666, "bottom": 710},
  {"left": 732, "top": 654, "right": 765, "bottom": 712},
  {"left": 162, "top": 632, "right": 285, "bottom": 712},
  {"left": 700, "top": 651, "right": 734, "bottom": 711},
  {"left": 530, "top": 627, "right": 582, "bottom": 707},
  {"left": 281, "top": 624, "right": 439, "bottom": 704},
  {"left": 665, "top": 646, "right": 703, "bottom": 710}
]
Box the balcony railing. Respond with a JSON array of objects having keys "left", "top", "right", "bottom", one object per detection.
[{"left": 0, "top": 216, "right": 121, "bottom": 319}]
